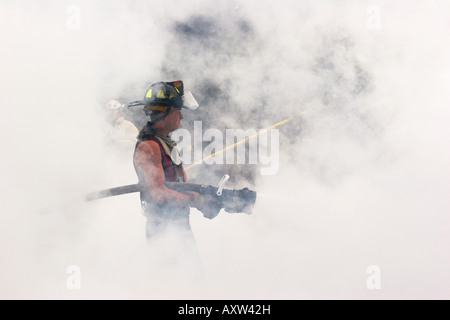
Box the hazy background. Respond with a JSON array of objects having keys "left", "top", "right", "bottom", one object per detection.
[{"left": 0, "top": 0, "right": 448, "bottom": 299}]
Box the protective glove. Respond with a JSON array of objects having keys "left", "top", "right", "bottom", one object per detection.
[{"left": 193, "top": 194, "right": 223, "bottom": 219}]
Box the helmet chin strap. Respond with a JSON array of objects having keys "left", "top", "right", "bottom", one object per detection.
[{"left": 148, "top": 106, "right": 174, "bottom": 127}]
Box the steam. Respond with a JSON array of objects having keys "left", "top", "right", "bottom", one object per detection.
[{"left": 0, "top": 0, "right": 448, "bottom": 299}]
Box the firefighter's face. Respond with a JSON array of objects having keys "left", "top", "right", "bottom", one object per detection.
[{"left": 164, "top": 108, "right": 183, "bottom": 131}]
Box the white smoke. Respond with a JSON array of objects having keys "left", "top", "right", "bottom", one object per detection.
[{"left": 0, "top": 0, "right": 448, "bottom": 299}]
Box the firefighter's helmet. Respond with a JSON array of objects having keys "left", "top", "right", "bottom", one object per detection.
[{"left": 127, "top": 80, "right": 198, "bottom": 116}]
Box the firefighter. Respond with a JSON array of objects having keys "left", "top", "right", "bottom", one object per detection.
[{"left": 131, "top": 81, "right": 221, "bottom": 244}]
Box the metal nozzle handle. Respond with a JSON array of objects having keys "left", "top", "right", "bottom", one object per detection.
[{"left": 216, "top": 174, "right": 230, "bottom": 196}]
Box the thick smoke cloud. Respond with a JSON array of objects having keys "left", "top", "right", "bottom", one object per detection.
[{"left": 0, "top": 0, "right": 448, "bottom": 299}]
